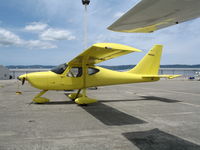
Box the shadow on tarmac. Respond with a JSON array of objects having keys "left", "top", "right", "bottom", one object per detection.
[
  {"left": 35, "top": 95, "right": 179, "bottom": 126},
  {"left": 140, "top": 96, "right": 181, "bottom": 103},
  {"left": 99, "top": 96, "right": 181, "bottom": 103},
  {"left": 36, "top": 101, "right": 75, "bottom": 105},
  {"left": 33, "top": 95, "right": 181, "bottom": 105},
  {"left": 82, "top": 103, "right": 146, "bottom": 126},
  {"left": 122, "top": 128, "right": 200, "bottom": 150},
  {"left": 36, "top": 100, "right": 146, "bottom": 126}
]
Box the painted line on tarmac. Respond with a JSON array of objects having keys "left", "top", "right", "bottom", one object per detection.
[
  {"left": 179, "top": 102, "right": 200, "bottom": 108},
  {"left": 125, "top": 86, "right": 200, "bottom": 96},
  {"left": 125, "top": 91, "right": 134, "bottom": 94},
  {"left": 151, "top": 112, "right": 195, "bottom": 116},
  {"left": 125, "top": 89, "right": 200, "bottom": 108}
]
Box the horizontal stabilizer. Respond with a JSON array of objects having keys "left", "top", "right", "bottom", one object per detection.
[{"left": 142, "top": 75, "right": 181, "bottom": 79}]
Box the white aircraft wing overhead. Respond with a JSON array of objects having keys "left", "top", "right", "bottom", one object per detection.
[{"left": 108, "top": 0, "right": 200, "bottom": 33}]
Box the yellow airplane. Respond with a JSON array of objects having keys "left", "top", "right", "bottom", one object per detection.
[{"left": 18, "top": 43, "right": 180, "bottom": 105}]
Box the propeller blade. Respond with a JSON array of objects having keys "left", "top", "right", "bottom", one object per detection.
[{"left": 22, "top": 78, "right": 25, "bottom": 85}]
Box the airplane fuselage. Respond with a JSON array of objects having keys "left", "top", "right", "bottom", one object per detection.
[{"left": 20, "top": 66, "right": 159, "bottom": 91}]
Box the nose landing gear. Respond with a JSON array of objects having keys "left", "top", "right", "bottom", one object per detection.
[{"left": 33, "top": 90, "right": 49, "bottom": 104}]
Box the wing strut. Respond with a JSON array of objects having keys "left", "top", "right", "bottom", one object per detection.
[
  {"left": 73, "top": 56, "right": 97, "bottom": 105},
  {"left": 82, "top": 56, "right": 88, "bottom": 97}
]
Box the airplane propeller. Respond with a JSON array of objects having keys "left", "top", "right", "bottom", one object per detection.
[
  {"left": 16, "top": 74, "right": 27, "bottom": 95},
  {"left": 17, "top": 74, "right": 27, "bottom": 85},
  {"left": 22, "top": 77, "right": 25, "bottom": 85},
  {"left": 16, "top": 79, "right": 22, "bottom": 95}
]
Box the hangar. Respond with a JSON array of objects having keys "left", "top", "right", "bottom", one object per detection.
[{"left": 0, "top": 65, "right": 11, "bottom": 80}]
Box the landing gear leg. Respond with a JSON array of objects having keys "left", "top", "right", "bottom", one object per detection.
[
  {"left": 33, "top": 90, "right": 49, "bottom": 104},
  {"left": 75, "top": 88, "right": 97, "bottom": 105},
  {"left": 68, "top": 89, "right": 82, "bottom": 100},
  {"left": 75, "top": 89, "right": 82, "bottom": 99}
]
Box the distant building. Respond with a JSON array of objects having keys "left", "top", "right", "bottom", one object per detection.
[{"left": 0, "top": 65, "right": 12, "bottom": 80}]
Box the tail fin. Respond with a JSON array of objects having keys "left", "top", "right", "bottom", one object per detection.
[{"left": 128, "top": 45, "right": 163, "bottom": 75}]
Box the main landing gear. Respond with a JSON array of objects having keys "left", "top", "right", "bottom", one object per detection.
[{"left": 68, "top": 88, "right": 97, "bottom": 105}]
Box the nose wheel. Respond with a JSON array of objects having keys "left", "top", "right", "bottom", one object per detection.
[{"left": 33, "top": 90, "right": 49, "bottom": 104}]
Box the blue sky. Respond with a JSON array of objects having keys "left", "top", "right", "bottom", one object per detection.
[{"left": 0, "top": 0, "right": 200, "bottom": 66}]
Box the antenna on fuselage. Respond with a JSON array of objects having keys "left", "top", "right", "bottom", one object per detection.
[{"left": 82, "top": 0, "right": 90, "bottom": 49}]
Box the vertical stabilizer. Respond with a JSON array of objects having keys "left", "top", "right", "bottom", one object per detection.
[{"left": 128, "top": 45, "right": 163, "bottom": 75}]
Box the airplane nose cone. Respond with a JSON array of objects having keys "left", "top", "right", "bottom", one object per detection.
[
  {"left": 17, "top": 74, "right": 27, "bottom": 85},
  {"left": 17, "top": 74, "right": 26, "bottom": 81}
]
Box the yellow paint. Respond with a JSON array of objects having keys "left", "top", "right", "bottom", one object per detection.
[
  {"left": 118, "top": 19, "right": 175, "bottom": 33},
  {"left": 32, "top": 90, "right": 49, "bottom": 104},
  {"left": 68, "top": 93, "right": 83, "bottom": 100},
  {"left": 128, "top": 45, "right": 162, "bottom": 75},
  {"left": 16, "top": 91, "right": 22, "bottom": 95},
  {"left": 17, "top": 43, "right": 180, "bottom": 104},
  {"left": 68, "top": 43, "right": 142, "bottom": 66},
  {"left": 122, "top": 25, "right": 157, "bottom": 33},
  {"left": 75, "top": 97, "right": 97, "bottom": 105},
  {"left": 33, "top": 97, "right": 49, "bottom": 104}
]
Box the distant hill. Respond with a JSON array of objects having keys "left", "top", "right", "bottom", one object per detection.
[
  {"left": 7, "top": 65, "right": 55, "bottom": 69},
  {"left": 6, "top": 64, "right": 200, "bottom": 70}
]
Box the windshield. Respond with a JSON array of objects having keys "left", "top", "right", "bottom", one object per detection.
[{"left": 51, "top": 63, "right": 68, "bottom": 74}]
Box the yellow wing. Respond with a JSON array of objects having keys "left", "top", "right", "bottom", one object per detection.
[
  {"left": 108, "top": 0, "right": 200, "bottom": 33},
  {"left": 68, "top": 43, "right": 141, "bottom": 66}
]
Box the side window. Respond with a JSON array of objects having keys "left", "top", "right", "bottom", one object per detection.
[
  {"left": 88, "top": 67, "right": 99, "bottom": 75},
  {"left": 67, "top": 67, "right": 82, "bottom": 77}
]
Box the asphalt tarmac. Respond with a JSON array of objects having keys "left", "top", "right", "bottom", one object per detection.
[{"left": 0, "top": 79, "right": 200, "bottom": 150}]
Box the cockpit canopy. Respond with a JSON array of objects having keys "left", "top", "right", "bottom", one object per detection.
[
  {"left": 51, "top": 63, "right": 68, "bottom": 74},
  {"left": 51, "top": 63, "right": 100, "bottom": 76}
]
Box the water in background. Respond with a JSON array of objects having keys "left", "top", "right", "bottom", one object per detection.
[{"left": 159, "top": 68, "right": 200, "bottom": 77}]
